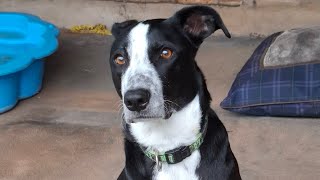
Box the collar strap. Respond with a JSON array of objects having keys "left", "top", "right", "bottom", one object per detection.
[{"left": 140, "top": 118, "right": 208, "bottom": 164}]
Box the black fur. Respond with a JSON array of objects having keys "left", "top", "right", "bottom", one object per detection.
[{"left": 110, "top": 6, "right": 241, "bottom": 180}]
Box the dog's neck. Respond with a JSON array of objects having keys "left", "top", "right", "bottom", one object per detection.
[{"left": 129, "top": 94, "right": 203, "bottom": 152}]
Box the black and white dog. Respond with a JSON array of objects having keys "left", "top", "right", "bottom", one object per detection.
[{"left": 109, "top": 6, "right": 241, "bottom": 180}]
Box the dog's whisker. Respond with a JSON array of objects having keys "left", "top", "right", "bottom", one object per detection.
[
  {"left": 112, "top": 100, "right": 124, "bottom": 110},
  {"left": 164, "top": 103, "right": 168, "bottom": 112},
  {"left": 117, "top": 106, "right": 124, "bottom": 120},
  {"left": 117, "top": 103, "right": 123, "bottom": 108},
  {"left": 164, "top": 99, "right": 180, "bottom": 109},
  {"left": 117, "top": 105, "right": 124, "bottom": 112}
]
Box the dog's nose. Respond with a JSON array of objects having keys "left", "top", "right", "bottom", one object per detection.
[{"left": 124, "top": 89, "right": 150, "bottom": 112}]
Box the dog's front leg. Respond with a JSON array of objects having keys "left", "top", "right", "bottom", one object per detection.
[{"left": 117, "top": 140, "right": 153, "bottom": 180}]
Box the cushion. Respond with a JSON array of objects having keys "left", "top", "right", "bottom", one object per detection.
[{"left": 220, "top": 27, "right": 320, "bottom": 117}]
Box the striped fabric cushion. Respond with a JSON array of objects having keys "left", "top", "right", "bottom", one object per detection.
[{"left": 220, "top": 30, "right": 320, "bottom": 117}]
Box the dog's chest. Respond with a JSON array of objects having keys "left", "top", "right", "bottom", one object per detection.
[
  {"left": 153, "top": 151, "right": 200, "bottom": 180},
  {"left": 130, "top": 95, "right": 202, "bottom": 180}
]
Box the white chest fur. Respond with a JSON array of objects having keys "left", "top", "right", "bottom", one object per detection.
[
  {"left": 130, "top": 95, "right": 202, "bottom": 180},
  {"left": 153, "top": 151, "right": 200, "bottom": 180}
]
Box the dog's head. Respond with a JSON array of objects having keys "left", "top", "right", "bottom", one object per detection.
[{"left": 110, "top": 6, "right": 230, "bottom": 123}]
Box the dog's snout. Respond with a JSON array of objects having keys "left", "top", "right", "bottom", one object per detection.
[{"left": 124, "top": 89, "right": 150, "bottom": 112}]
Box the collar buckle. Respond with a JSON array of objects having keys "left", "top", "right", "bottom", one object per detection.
[{"left": 154, "top": 151, "right": 162, "bottom": 171}]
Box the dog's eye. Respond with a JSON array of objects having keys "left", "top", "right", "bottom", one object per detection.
[
  {"left": 114, "top": 55, "right": 126, "bottom": 65},
  {"left": 160, "top": 48, "right": 173, "bottom": 60}
]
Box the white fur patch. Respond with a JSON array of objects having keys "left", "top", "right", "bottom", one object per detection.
[
  {"left": 130, "top": 95, "right": 202, "bottom": 180},
  {"left": 122, "top": 23, "right": 165, "bottom": 121}
]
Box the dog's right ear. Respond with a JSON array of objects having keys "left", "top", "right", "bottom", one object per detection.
[{"left": 111, "top": 20, "right": 139, "bottom": 39}]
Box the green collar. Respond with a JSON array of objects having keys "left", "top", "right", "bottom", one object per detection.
[{"left": 140, "top": 118, "right": 208, "bottom": 166}]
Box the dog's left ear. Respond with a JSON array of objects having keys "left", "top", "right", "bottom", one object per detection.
[{"left": 167, "top": 6, "right": 231, "bottom": 46}]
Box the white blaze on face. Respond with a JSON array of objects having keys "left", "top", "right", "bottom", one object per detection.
[
  {"left": 121, "top": 23, "right": 165, "bottom": 121},
  {"left": 123, "top": 23, "right": 150, "bottom": 86}
]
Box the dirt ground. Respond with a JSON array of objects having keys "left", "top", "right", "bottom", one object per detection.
[{"left": 0, "top": 32, "right": 319, "bottom": 180}]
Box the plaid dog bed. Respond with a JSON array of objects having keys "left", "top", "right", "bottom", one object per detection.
[{"left": 221, "top": 28, "right": 320, "bottom": 117}]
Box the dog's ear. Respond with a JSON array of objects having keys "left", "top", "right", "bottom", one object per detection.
[
  {"left": 167, "top": 6, "right": 230, "bottom": 46},
  {"left": 111, "top": 20, "right": 139, "bottom": 39}
]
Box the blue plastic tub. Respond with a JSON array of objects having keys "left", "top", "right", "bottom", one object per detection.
[{"left": 0, "top": 13, "right": 59, "bottom": 113}]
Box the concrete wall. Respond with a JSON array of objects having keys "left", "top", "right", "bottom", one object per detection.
[
  {"left": 112, "top": 0, "right": 315, "bottom": 6},
  {"left": 244, "top": 0, "right": 314, "bottom": 6},
  {"left": 0, "top": 0, "right": 320, "bottom": 37},
  {"left": 113, "top": 0, "right": 242, "bottom": 6}
]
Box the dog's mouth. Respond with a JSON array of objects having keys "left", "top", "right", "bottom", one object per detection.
[{"left": 125, "top": 111, "right": 173, "bottom": 123}]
